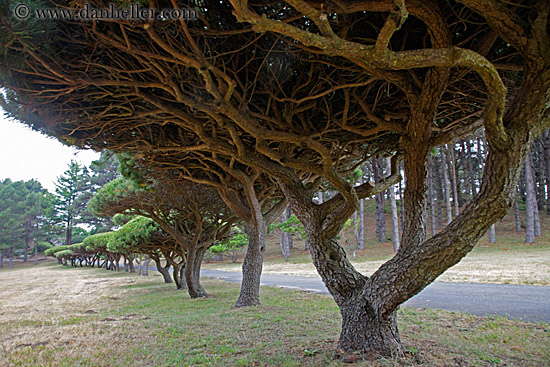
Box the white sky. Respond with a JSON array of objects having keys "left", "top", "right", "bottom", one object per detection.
[{"left": 0, "top": 112, "right": 100, "bottom": 192}]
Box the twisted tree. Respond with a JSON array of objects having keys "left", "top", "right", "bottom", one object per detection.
[
  {"left": 110, "top": 216, "right": 183, "bottom": 285},
  {"left": 1, "top": 0, "right": 549, "bottom": 356},
  {"left": 89, "top": 175, "right": 236, "bottom": 297}
]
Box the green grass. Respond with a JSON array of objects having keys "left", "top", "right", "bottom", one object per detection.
[
  {"left": 104, "top": 280, "right": 550, "bottom": 366},
  {"left": 131, "top": 281, "right": 548, "bottom": 366}
]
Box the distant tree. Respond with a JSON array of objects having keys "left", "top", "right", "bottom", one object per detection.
[
  {"left": 0, "top": 179, "right": 52, "bottom": 266},
  {"left": 278, "top": 207, "right": 292, "bottom": 261},
  {"left": 110, "top": 216, "right": 184, "bottom": 285},
  {"left": 53, "top": 161, "right": 91, "bottom": 246},
  {"left": 78, "top": 152, "right": 120, "bottom": 233},
  {"left": 210, "top": 229, "right": 249, "bottom": 263},
  {"left": 83, "top": 232, "right": 119, "bottom": 271}
]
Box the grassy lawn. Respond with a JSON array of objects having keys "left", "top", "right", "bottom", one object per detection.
[
  {"left": 204, "top": 211, "right": 550, "bottom": 285},
  {"left": 1, "top": 262, "right": 549, "bottom": 366}
]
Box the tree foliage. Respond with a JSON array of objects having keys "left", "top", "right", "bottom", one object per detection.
[
  {"left": 0, "top": 178, "right": 53, "bottom": 260},
  {"left": 210, "top": 229, "right": 248, "bottom": 263}
]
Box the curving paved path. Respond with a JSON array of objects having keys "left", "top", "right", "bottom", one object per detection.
[{"left": 201, "top": 269, "right": 550, "bottom": 323}]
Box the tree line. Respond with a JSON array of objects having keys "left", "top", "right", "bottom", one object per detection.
[
  {"left": 343, "top": 130, "right": 550, "bottom": 252},
  {"left": 0, "top": 153, "right": 118, "bottom": 267}
]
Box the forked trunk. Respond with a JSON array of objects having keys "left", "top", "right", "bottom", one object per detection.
[
  {"left": 168, "top": 257, "right": 186, "bottom": 289},
  {"left": 152, "top": 256, "right": 173, "bottom": 284},
  {"left": 129, "top": 256, "right": 135, "bottom": 273},
  {"left": 235, "top": 220, "right": 266, "bottom": 307},
  {"left": 304, "top": 232, "right": 404, "bottom": 354}
]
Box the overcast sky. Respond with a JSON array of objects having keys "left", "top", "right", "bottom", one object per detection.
[{"left": 0, "top": 112, "right": 100, "bottom": 192}]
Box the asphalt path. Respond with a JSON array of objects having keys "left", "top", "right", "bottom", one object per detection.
[{"left": 200, "top": 269, "right": 550, "bottom": 323}]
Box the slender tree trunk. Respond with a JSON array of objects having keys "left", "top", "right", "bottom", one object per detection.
[
  {"left": 358, "top": 181, "right": 365, "bottom": 250},
  {"left": 373, "top": 157, "right": 386, "bottom": 242},
  {"left": 280, "top": 207, "right": 291, "bottom": 260},
  {"left": 179, "top": 264, "right": 187, "bottom": 289},
  {"left": 141, "top": 255, "right": 150, "bottom": 276},
  {"left": 33, "top": 241, "right": 38, "bottom": 265},
  {"left": 65, "top": 216, "right": 72, "bottom": 246},
  {"left": 528, "top": 150, "right": 542, "bottom": 236},
  {"left": 489, "top": 224, "right": 496, "bottom": 243},
  {"left": 9, "top": 247, "right": 13, "bottom": 268},
  {"left": 534, "top": 199, "right": 542, "bottom": 237},
  {"left": 461, "top": 141, "right": 471, "bottom": 201},
  {"left": 543, "top": 129, "right": 550, "bottom": 215},
  {"left": 397, "top": 176, "right": 404, "bottom": 231},
  {"left": 23, "top": 228, "right": 29, "bottom": 263},
  {"left": 114, "top": 254, "right": 121, "bottom": 272},
  {"left": 0, "top": 252, "right": 3, "bottom": 268},
  {"left": 433, "top": 157, "right": 444, "bottom": 227},
  {"left": 441, "top": 149, "right": 453, "bottom": 225},
  {"left": 525, "top": 157, "right": 536, "bottom": 243},
  {"left": 535, "top": 141, "right": 545, "bottom": 210},
  {"left": 466, "top": 139, "right": 477, "bottom": 197},
  {"left": 235, "top": 219, "right": 266, "bottom": 307},
  {"left": 353, "top": 177, "right": 365, "bottom": 250},
  {"left": 387, "top": 158, "right": 400, "bottom": 252},
  {"left": 514, "top": 188, "right": 522, "bottom": 232},
  {"left": 427, "top": 155, "right": 437, "bottom": 236},
  {"left": 448, "top": 144, "right": 460, "bottom": 216},
  {"left": 173, "top": 262, "right": 183, "bottom": 288}
]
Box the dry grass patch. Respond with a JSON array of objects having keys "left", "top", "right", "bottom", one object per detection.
[{"left": 0, "top": 262, "right": 160, "bottom": 366}]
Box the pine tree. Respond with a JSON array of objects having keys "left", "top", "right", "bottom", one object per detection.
[{"left": 53, "top": 161, "right": 91, "bottom": 246}]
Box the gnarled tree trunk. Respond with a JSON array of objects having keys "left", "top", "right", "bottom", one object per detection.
[
  {"left": 184, "top": 247, "right": 208, "bottom": 298},
  {"left": 235, "top": 219, "right": 266, "bottom": 307},
  {"left": 152, "top": 254, "right": 173, "bottom": 284}
]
